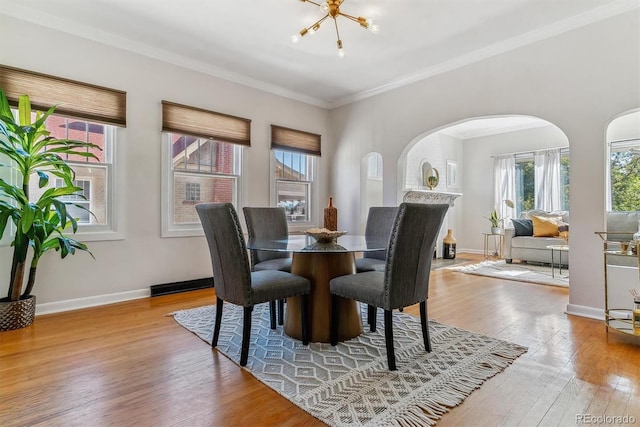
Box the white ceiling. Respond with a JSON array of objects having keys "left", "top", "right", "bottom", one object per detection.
[{"left": 0, "top": 0, "right": 636, "bottom": 109}]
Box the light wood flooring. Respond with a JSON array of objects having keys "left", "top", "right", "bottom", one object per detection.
[{"left": 1, "top": 254, "right": 639, "bottom": 426}]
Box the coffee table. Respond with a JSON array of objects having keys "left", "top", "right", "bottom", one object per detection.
[{"left": 546, "top": 244, "right": 569, "bottom": 278}]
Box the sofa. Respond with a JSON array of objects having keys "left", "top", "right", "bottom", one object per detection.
[
  {"left": 504, "top": 210, "right": 640, "bottom": 267},
  {"left": 504, "top": 209, "right": 570, "bottom": 265}
]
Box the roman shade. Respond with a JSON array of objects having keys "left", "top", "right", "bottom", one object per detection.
[
  {"left": 271, "top": 125, "right": 321, "bottom": 156},
  {"left": 162, "top": 101, "right": 251, "bottom": 147},
  {"left": 0, "top": 64, "right": 126, "bottom": 126}
]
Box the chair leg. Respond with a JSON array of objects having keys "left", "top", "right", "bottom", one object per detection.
[
  {"left": 368, "top": 305, "right": 377, "bottom": 332},
  {"left": 301, "top": 294, "right": 309, "bottom": 345},
  {"left": 240, "top": 306, "right": 253, "bottom": 366},
  {"left": 330, "top": 295, "right": 340, "bottom": 346},
  {"left": 420, "top": 301, "right": 432, "bottom": 353},
  {"left": 384, "top": 309, "right": 397, "bottom": 371},
  {"left": 269, "top": 300, "right": 276, "bottom": 330},
  {"left": 212, "top": 297, "right": 224, "bottom": 348},
  {"left": 278, "top": 299, "right": 285, "bottom": 326}
]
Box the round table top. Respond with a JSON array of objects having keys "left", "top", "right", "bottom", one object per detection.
[{"left": 247, "top": 235, "right": 387, "bottom": 253}]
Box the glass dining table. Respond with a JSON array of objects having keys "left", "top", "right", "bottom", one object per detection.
[{"left": 247, "top": 234, "right": 387, "bottom": 343}]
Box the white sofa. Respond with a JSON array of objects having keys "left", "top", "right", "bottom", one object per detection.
[
  {"left": 504, "top": 210, "right": 640, "bottom": 267},
  {"left": 504, "top": 209, "right": 569, "bottom": 265}
]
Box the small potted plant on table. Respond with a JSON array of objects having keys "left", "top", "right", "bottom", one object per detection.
[
  {"left": 485, "top": 209, "right": 504, "bottom": 235},
  {"left": 0, "top": 89, "right": 98, "bottom": 331}
]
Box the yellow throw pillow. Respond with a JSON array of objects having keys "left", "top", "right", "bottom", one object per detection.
[{"left": 530, "top": 215, "right": 562, "bottom": 237}]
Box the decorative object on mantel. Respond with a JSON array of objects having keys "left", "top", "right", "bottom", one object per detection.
[
  {"left": 424, "top": 167, "right": 440, "bottom": 190},
  {"left": 0, "top": 90, "right": 97, "bottom": 331},
  {"left": 323, "top": 197, "right": 337, "bottom": 230},
  {"left": 443, "top": 229, "right": 457, "bottom": 259},
  {"left": 291, "top": 0, "right": 380, "bottom": 57},
  {"left": 171, "top": 302, "right": 526, "bottom": 427},
  {"left": 403, "top": 190, "right": 462, "bottom": 207}
]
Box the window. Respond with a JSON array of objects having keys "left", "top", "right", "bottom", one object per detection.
[
  {"left": 55, "top": 178, "right": 91, "bottom": 224},
  {"left": 270, "top": 125, "right": 321, "bottom": 226},
  {"left": 274, "top": 150, "right": 314, "bottom": 222},
  {"left": 20, "top": 114, "right": 121, "bottom": 238},
  {"left": 185, "top": 182, "right": 201, "bottom": 202},
  {"left": 0, "top": 65, "right": 126, "bottom": 241},
  {"left": 515, "top": 156, "right": 535, "bottom": 213},
  {"left": 513, "top": 148, "right": 570, "bottom": 214},
  {"left": 166, "top": 134, "right": 240, "bottom": 229},
  {"left": 609, "top": 139, "right": 640, "bottom": 211},
  {"left": 367, "top": 153, "right": 383, "bottom": 180},
  {"left": 161, "top": 101, "right": 249, "bottom": 237}
]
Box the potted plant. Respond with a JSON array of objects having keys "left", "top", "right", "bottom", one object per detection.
[
  {"left": 485, "top": 209, "right": 503, "bottom": 235},
  {"left": 0, "top": 89, "right": 98, "bottom": 331}
]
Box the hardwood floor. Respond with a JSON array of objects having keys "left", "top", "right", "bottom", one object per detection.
[{"left": 1, "top": 253, "right": 638, "bottom": 426}]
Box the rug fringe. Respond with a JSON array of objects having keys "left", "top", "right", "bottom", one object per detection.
[{"left": 383, "top": 347, "right": 526, "bottom": 427}]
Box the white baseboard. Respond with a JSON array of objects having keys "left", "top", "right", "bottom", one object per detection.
[
  {"left": 459, "top": 248, "right": 483, "bottom": 255},
  {"left": 565, "top": 303, "right": 604, "bottom": 320},
  {"left": 36, "top": 288, "right": 150, "bottom": 315}
]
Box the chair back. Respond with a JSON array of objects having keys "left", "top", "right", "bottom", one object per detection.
[
  {"left": 384, "top": 203, "right": 448, "bottom": 309},
  {"left": 196, "top": 203, "right": 252, "bottom": 306},
  {"left": 243, "top": 207, "right": 290, "bottom": 267},
  {"left": 364, "top": 206, "right": 398, "bottom": 260}
]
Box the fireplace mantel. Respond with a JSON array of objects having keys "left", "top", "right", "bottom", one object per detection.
[{"left": 402, "top": 189, "right": 462, "bottom": 207}]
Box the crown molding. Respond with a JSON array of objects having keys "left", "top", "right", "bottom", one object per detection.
[
  {"left": 328, "top": 0, "right": 640, "bottom": 108},
  {"left": 0, "top": 5, "right": 331, "bottom": 109},
  {"left": 2, "top": 0, "right": 637, "bottom": 111}
]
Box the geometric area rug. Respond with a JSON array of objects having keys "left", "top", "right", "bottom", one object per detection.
[
  {"left": 171, "top": 303, "right": 527, "bottom": 426},
  {"left": 448, "top": 259, "right": 569, "bottom": 288}
]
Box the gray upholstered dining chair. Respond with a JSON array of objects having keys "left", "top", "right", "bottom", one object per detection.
[
  {"left": 355, "top": 206, "right": 398, "bottom": 273},
  {"left": 329, "top": 203, "right": 448, "bottom": 371},
  {"left": 243, "top": 207, "right": 292, "bottom": 326},
  {"left": 196, "top": 203, "right": 310, "bottom": 367}
]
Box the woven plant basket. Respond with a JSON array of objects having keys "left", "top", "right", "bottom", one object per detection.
[{"left": 0, "top": 295, "right": 36, "bottom": 331}]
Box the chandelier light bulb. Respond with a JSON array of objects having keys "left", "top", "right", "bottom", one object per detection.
[
  {"left": 320, "top": 2, "right": 329, "bottom": 12},
  {"left": 368, "top": 23, "right": 380, "bottom": 34},
  {"left": 337, "top": 39, "right": 344, "bottom": 57},
  {"left": 291, "top": 34, "right": 300, "bottom": 43}
]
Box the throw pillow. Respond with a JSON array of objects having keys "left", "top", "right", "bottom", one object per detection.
[
  {"left": 531, "top": 215, "right": 562, "bottom": 237},
  {"left": 512, "top": 219, "right": 534, "bottom": 236}
]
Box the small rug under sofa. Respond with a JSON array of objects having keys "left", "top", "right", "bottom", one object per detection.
[{"left": 448, "top": 259, "right": 569, "bottom": 288}]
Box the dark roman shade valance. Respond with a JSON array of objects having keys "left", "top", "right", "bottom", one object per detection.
[
  {"left": 271, "top": 125, "right": 321, "bottom": 157},
  {"left": 162, "top": 101, "right": 251, "bottom": 147},
  {"left": 0, "top": 64, "right": 126, "bottom": 126}
]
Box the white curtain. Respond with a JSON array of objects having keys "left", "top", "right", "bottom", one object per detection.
[
  {"left": 535, "top": 148, "right": 561, "bottom": 211},
  {"left": 493, "top": 155, "right": 516, "bottom": 227}
]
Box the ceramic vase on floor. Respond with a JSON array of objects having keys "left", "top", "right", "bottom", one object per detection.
[{"left": 443, "top": 229, "right": 456, "bottom": 259}]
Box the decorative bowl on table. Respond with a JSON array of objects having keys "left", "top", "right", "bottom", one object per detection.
[{"left": 304, "top": 228, "right": 347, "bottom": 243}]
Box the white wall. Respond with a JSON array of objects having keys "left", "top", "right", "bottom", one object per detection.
[
  {"left": 0, "top": 15, "right": 331, "bottom": 311},
  {"left": 328, "top": 11, "right": 640, "bottom": 319}
]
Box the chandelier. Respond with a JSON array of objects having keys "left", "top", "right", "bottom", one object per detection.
[{"left": 291, "top": 0, "right": 380, "bottom": 57}]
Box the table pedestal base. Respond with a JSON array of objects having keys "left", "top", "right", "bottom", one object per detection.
[{"left": 285, "top": 252, "right": 362, "bottom": 343}]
